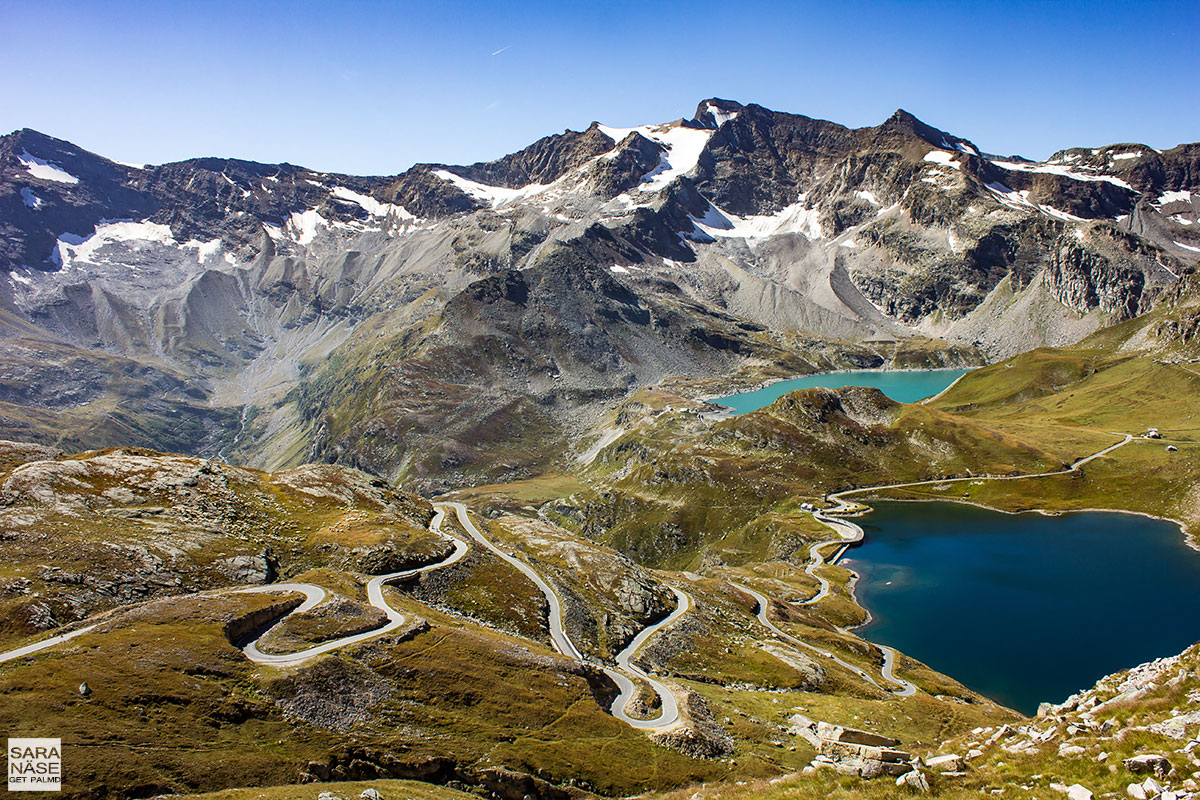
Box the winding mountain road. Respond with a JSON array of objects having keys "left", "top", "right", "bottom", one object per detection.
[
  {"left": 825, "top": 431, "right": 1134, "bottom": 510},
  {"left": 733, "top": 581, "right": 902, "bottom": 694},
  {"left": 0, "top": 506, "right": 471, "bottom": 668},
  {"left": 0, "top": 498, "right": 691, "bottom": 731},
  {"left": 439, "top": 501, "right": 583, "bottom": 659},
  {"left": 605, "top": 586, "right": 691, "bottom": 729},
  {"left": 238, "top": 505, "right": 471, "bottom": 665},
  {"left": 0, "top": 500, "right": 691, "bottom": 731},
  {"left": 440, "top": 501, "right": 690, "bottom": 730},
  {"left": 0, "top": 622, "right": 101, "bottom": 666}
]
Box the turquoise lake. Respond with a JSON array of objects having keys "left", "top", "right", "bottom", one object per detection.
[
  {"left": 712, "top": 368, "right": 969, "bottom": 414},
  {"left": 844, "top": 501, "right": 1200, "bottom": 715}
]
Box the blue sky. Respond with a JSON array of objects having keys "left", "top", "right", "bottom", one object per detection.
[{"left": 1, "top": 0, "right": 1196, "bottom": 174}]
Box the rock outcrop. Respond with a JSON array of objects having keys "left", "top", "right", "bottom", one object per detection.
[{"left": 793, "top": 715, "right": 918, "bottom": 779}]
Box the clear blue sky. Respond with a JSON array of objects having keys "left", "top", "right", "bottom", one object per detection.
[{"left": 1, "top": 0, "right": 1196, "bottom": 175}]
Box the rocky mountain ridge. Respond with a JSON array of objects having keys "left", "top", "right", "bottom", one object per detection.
[{"left": 1, "top": 100, "right": 1196, "bottom": 481}]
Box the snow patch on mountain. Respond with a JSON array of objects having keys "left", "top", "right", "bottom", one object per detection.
[
  {"left": 924, "top": 150, "right": 960, "bottom": 169},
  {"left": 433, "top": 169, "right": 553, "bottom": 207},
  {"left": 985, "top": 181, "right": 1037, "bottom": 212},
  {"left": 19, "top": 188, "right": 43, "bottom": 209},
  {"left": 983, "top": 180, "right": 1086, "bottom": 222},
  {"left": 1041, "top": 205, "right": 1085, "bottom": 222},
  {"left": 288, "top": 209, "right": 327, "bottom": 245},
  {"left": 991, "top": 159, "right": 1133, "bottom": 190},
  {"left": 18, "top": 150, "right": 79, "bottom": 184},
  {"left": 183, "top": 239, "right": 223, "bottom": 262},
  {"left": 330, "top": 186, "right": 415, "bottom": 219},
  {"left": 1156, "top": 190, "right": 1192, "bottom": 207},
  {"left": 692, "top": 197, "right": 823, "bottom": 241},
  {"left": 53, "top": 220, "right": 176, "bottom": 268},
  {"left": 704, "top": 102, "right": 739, "bottom": 126},
  {"left": 596, "top": 122, "right": 713, "bottom": 191}
]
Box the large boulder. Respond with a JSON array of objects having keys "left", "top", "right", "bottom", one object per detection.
[
  {"left": 926, "top": 754, "right": 966, "bottom": 772},
  {"left": 817, "top": 721, "right": 901, "bottom": 747},
  {"left": 1065, "top": 784, "right": 1093, "bottom": 800},
  {"left": 1123, "top": 754, "right": 1173, "bottom": 778},
  {"left": 897, "top": 770, "right": 930, "bottom": 792},
  {"left": 806, "top": 719, "right": 913, "bottom": 779},
  {"left": 219, "top": 551, "right": 277, "bottom": 583},
  {"left": 788, "top": 713, "right": 823, "bottom": 747}
]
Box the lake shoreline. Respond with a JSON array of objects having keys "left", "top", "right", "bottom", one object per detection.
[
  {"left": 704, "top": 366, "right": 970, "bottom": 415},
  {"left": 841, "top": 494, "right": 1197, "bottom": 555},
  {"left": 833, "top": 498, "right": 1200, "bottom": 714}
]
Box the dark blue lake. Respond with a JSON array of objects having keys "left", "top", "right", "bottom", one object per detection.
[
  {"left": 844, "top": 501, "right": 1200, "bottom": 715},
  {"left": 712, "top": 368, "right": 968, "bottom": 415}
]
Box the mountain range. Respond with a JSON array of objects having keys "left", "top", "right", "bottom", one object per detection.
[{"left": 1, "top": 98, "right": 1197, "bottom": 487}]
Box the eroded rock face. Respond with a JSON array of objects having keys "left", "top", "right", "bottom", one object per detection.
[
  {"left": 255, "top": 595, "right": 390, "bottom": 655},
  {"left": 759, "top": 643, "right": 827, "bottom": 689},
  {"left": 1043, "top": 242, "right": 1148, "bottom": 318},
  {"left": 219, "top": 552, "right": 277, "bottom": 584}
]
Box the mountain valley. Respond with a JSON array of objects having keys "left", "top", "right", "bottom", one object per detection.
[{"left": 2, "top": 98, "right": 1200, "bottom": 800}]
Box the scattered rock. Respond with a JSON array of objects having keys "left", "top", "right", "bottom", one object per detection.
[
  {"left": 1124, "top": 754, "right": 1173, "bottom": 778},
  {"left": 927, "top": 754, "right": 966, "bottom": 772},
  {"left": 985, "top": 724, "right": 1013, "bottom": 745},
  {"left": 1148, "top": 711, "right": 1200, "bottom": 740},
  {"left": 1127, "top": 778, "right": 1165, "bottom": 800},
  {"left": 1065, "top": 783, "right": 1094, "bottom": 800},
  {"left": 896, "top": 770, "right": 930, "bottom": 792},
  {"left": 77, "top": 682, "right": 91, "bottom": 697},
  {"left": 359, "top": 790, "right": 382, "bottom": 800},
  {"left": 267, "top": 657, "right": 394, "bottom": 732}
]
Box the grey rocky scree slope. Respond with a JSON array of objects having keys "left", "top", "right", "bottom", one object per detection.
[{"left": 0, "top": 99, "right": 1196, "bottom": 483}]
